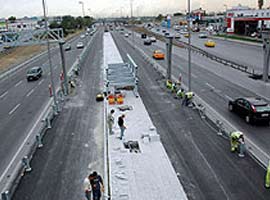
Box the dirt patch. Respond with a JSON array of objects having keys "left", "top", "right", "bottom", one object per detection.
[
  {"left": 0, "top": 45, "right": 46, "bottom": 72},
  {"left": 0, "top": 29, "right": 84, "bottom": 73}
]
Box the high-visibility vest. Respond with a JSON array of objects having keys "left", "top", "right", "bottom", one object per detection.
[
  {"left": 266, "top": 161, "right": 270, "bottom": 188},
  {"left": 186, "top": 92, "right": 194, "bottom": 99},
  {"left": 231, "top": 131, "right": 242, "bottom": 139}
]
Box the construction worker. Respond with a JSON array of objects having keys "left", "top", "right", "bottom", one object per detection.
[
  {"left": 107, "top": 109, "right": 115, "bottom": 135},
  {"left": 176, "top": 88, "right": 185, "bottom": 99},
  {"left": 182, "top": 91, "right": 194, "bottom": 106},
  {"left": 265, "top": 161, "right": 270, "bottom": 188},
  {"left": 166, "top": 80, "right": 173, "bottom": 90},
  {"left": 230, "top": 131, "right": 244, "bottom": 153},
  {"left": 171, "top": 83, "right": 177, "bottom": 93}
]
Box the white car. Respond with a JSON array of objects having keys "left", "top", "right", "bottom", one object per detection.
[
  {"left": 76, "top": 42, "right": 84, "bottom": 49},
  {"left": 199, "top": 32, "right": 208, "bottom": 38},
  {"left": 150, "top": 36, "right": 156, "bottom": 42},
  {"left": 124, "top": 33, "right": 129, "bottom": 37},
  {"left": 80, "top": 34, "right": 85, "bottom": 39},
  {"left": 174, "top": 33, "right": 181, "bottom": 39}
]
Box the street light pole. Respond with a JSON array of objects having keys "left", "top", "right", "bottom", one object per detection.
[
  {"left": 42, "top": 0, "right": 58, "bottom": 111},
  {"left": 78, "top": 1, "right": 85, "bottom": 17},
  {"left": 130, "top": 0, "right": 135, "bottom": 48},
  {"left": 187, "top": 0, "right": 192, "bottom": 92},
  {"left": 224, "top": 4, "right": 228, "bottom": 40}
]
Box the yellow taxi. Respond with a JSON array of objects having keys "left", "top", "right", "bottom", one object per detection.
[
  {"left": 204, "top": 40, "right": 216, "bottom": 47},
  {"left": 153, "top": 50, "right": 165, "bottom": 60},
  {"left": 184, "top": 33, "right": 190, "bottom": 38}
]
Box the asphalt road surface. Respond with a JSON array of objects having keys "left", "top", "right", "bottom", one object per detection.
[
  {"left": 12, "top": 30, "right": 104, "bottom": 200},
  {"left": 113, "top": 32, "right": 270, "bottom": 200},
  {"left": 124, "top": 31, "right": 270, "bottom": 158},
  {"left": 0, "top": 32, "right": 90, "bottom": 182},
  {"left": 152, "top": 27, "right": 264, "bottom": 73}
]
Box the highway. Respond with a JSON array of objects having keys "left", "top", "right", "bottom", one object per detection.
[
  {"left": 12, "top": 29, "right": 104, "bottom": 200},
  {"left": 112, "top": 32, "right": 270, "bottom": 199},
  {"left": 122, "top": 30, "right": 270, "bottom": 158},
  {"left": 153, "top": 27, "right": 264, "bottom": 73},
  {"left": 0, "top": 31, "right": 90, "bottom": 182}
]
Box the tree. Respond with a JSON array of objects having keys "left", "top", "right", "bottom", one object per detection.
[
  {"left": 8, "top": 16, "right": 16, "bottom": 23},
  {"left": 258, "top": 0, "right": 264, "bottom": 9},
  {"left": 156, "top": 14, "right": 164, "bottom": 21},
  {"left": 173, "top": 12, "right": 183, "bottom": 16},
  {"left": 75, "top": 16, "right": 84, "bottom": 29}
]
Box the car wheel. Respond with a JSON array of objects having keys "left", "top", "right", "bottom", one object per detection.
[
  {"left": 245, "top": 115, "right": 251, "bottom": 124},
  {"left": 228, "top": 104, "right": 233, "bottom": 111}
]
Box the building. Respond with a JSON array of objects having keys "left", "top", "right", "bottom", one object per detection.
[{"left": 226, "top": 5, "right": 270, "bottom": 35}]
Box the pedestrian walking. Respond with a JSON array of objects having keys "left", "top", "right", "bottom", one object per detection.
[
  {"left": 107, "top": 109, "right": 115, "bottom": 135},
  {"left": 83, "top": 174, "right": 92, "bottom": 200},
  {"left": 89, "top": 171, "right": 104, "bottom": 200},
  {"left": 118, "top": 114, "right": 126, "bottom": 140}
]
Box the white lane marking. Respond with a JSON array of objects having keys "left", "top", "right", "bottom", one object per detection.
[
  {"left": 8, "top": 103, "right": 21, "bottom": 115},
  {"left": 26, "top": 89, "right": 35, "bottom": 97},
  {"left": 191, "top": 74, "right": 198, "bottom": 78},
  {"left": 225, "top": 95, "right": 233, "bottom": 101},
  {"left": 205, "top": 82, "right": 215, "bottom": 90},
  {"left": 0, "top": 99, "right": 52, "bottom": 183},
  {"left": 38, "top": 79, "right": 45, "bottom": 85},
  {"left": 15, "top": 80, "right": 22, "bottom": 87},
  {"left": 0, "top": 91, "right": 8, "bottom": 99}
]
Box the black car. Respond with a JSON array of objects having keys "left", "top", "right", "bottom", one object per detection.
[
  {"left": 27, "top": 66, "right": 43, "bottom": 81},
  {"left": 144, "top": 38, "right": 152, "bottom": 45},
  {"left": 228, "top": 97, "right": 270, "bottom": 124}
]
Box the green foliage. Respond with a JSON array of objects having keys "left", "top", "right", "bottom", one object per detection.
[
  {"left": 258, "top": 0, "right": 264, "bottom": 9},
  {"left": 156, "top": 14, "right": 164, "bottom": 21},
  {"left": 8, "top": 16, "right": 16, "bottom": 23}
]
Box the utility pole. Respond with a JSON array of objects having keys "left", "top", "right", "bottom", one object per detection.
[
  {"left": 78, "top": 1, "right": 85, "bottom": 17},
  {"left": 166, "top": 36, "right": 173, "bottom": 80},
  {"left": 42, "top": 0, "right": 58, "bottom": 111},
  {"left": 59, "top": 40, "right": 68, "bottom": 95},
  {"left": 262, "top": 31, "right": 270, "bottom": 82},
  {"left": 224, "top": 4, "right": 228, "bottom": 40},
  {"left": 130, "top": 0, "right": 135, "bottom": 48},
  {"left": 187, "top": 0, "right": 192, "bottom": 92}
]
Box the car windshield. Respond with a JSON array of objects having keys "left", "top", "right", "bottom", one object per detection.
[
  {"left": 28, "top": 68, "right": 38, "bottom": 73},
  {"left": 255, "top": 104, "right": 270, "bottom": 112},
  {"left": 155, "top": 50, "right": 162, "bottom": 53}
]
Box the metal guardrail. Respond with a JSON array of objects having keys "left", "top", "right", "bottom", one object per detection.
[
  {"left": 130, "top": 28, "right": 261, "bottom": 77},
  {"left": 122, "top": 34, "right": 270, "bottom": 169},
  {"left": 177, "top": 40, "right": 259, "bottom": 75},
  {"left": 0, "top": 28, "right": 97, "bottom": 200}
]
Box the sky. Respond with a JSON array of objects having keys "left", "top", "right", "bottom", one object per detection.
[{"left": 0, "top": 0, "right": 269, "bottom": 18}]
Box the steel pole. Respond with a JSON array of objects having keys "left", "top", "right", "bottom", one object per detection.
[
  {"left": 166, "top": 37, "right": 173, "bottom": 80},
  {"left": 42, "top": 0, "right": 58, "bottom": 109},
  {"left": 187, "top": 0, "right": 191, "bottom": 92},
  {"left": 59, "top": 41, "right": 68, "bottom": 95},
  {"left": 131, "top": 0, "right": 135, "bottom": 49}
]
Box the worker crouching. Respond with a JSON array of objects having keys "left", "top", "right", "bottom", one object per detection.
[
  {"left": 230, "top": 131, "right": 245, "bottom": 157},
  {"left": 182, "top": 92, "right": 194, "bottom": 107}
]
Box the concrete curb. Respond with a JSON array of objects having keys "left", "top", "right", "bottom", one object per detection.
[
  {"left": 209, "top": 35, "right": 262, "bottom": 47},
  {"left": 123, "top": 34, "right": 270, "bottom": 169}
]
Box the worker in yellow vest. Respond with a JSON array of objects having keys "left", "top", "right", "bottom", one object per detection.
[
  {"left": 230, "top": 131, "right": 243, "bottom": 152},
  {"left": 166, "top": 80, "right": 173, "bottom": 90},
  {"left": 182, "top": 92, "right": 194, "bottom": 106},
  {"left": 265, "top": 161, "right": 270, "bottom": 188}
]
